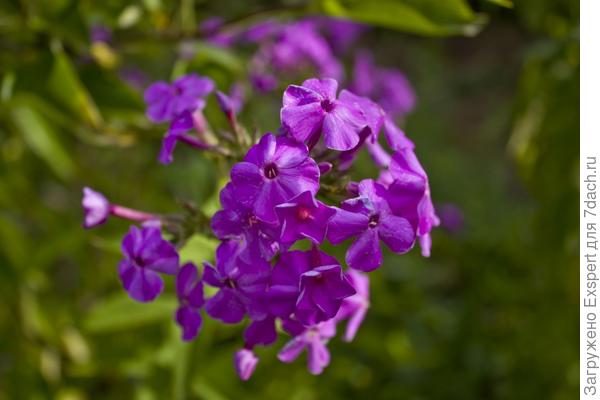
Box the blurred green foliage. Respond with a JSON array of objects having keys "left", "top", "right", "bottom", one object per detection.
[{"left": 0, "top": 0, "right": 578, "bottom": 399}]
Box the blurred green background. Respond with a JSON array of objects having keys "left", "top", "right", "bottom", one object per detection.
[{"left": 0, "top": 0, "right": 579, "bottom": 399}]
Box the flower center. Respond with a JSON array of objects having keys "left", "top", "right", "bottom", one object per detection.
[
  {"left": 247, "top": 213, "right": 258, "bottom": 226},
  {"left": 264, "top": 163, "right": 279, "bottom": 179},
  {"left": 321, "top": 99, "right": 335, "bottom": 112},
  {"left": 224, "top": 278, "right": 236, "bottom": 289},
  {"left": 368, "top": 214, "right": 380, "bottom": 228},
  {"left": 296, "top": 206, "right": 312, "bottom": 221}
]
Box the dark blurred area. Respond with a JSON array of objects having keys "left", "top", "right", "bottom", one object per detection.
[{"left": 0, "top": 0, "right": 578, "bottom": 399}]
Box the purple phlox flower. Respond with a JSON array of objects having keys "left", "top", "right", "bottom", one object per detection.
[
  {"left": 144, "top": 73, "right": 215, "bottom": 123},
  {"left": 335, "top": 270, "right": 369, "bottom": 342},
  {"left": 296, "top": 263, "right": 356, "bottom": 326},
  {"left": 234, "top": 348, "right": 259, "bottom": 381},
  {"left": 275, "top": 190, "right": 335, "bottom": 246},
  {"left": 319, "top": 17, "right": 367, "bottom": 55},
  {"left": 277, "top": 319, "right": 337, "bottom": 375},
  {"left": 82, "top": 187, "right": 110, "bottom": 228},
  {"left": 266, "top": 248, "right": 338, "bottom": 319},
  {"left": 327, "top": 179, "right": 418, "bottom": 271},
  {"left": 211, "top": 182, "right": 280, "bottom": 262},
  {"left": 318, "top": 162, "right": 333, "bottom": 175},
  {"left": 203, "top": 241, "right": 270, "bottom": 324},
  {"left": 281, "top": 78, "right": 366, "bottom": 151},
  {"left": 388, "top": 149, "right": 440, "bottom": 257},
  {"left": 244, "top": 315, "right": 277, "bottom": 347},
  {"left": 158, "top": 110, "right": 212, "bottom": 164},
  {"left": 383, "top": 116, "right": 415, "bottom": 151},
  {"left": 175, "top": 263, "right": 205, "bottom": 341},
  {"left": 438, "top": 203, "right": 464, "bottom": 234},
  {"left": 352, "top": 51, "right": 416, "bottom": 118},
  {"left": 230, "top": 133, "right": 320, "bottom": 223},
  {"left": 90, "top": 24, "right": 111, "bottom": 44},
  {"left": 271, "top": 21, "right": 343, "bottom": 80},
  {"left": 118, "top": 226, "right": 179, "bottom": 302}
]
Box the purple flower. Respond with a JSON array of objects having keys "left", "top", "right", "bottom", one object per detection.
[
  {"left": 296, "top": 264, "right": 356, "bottom": 326},
  {"left": 281, "top": 78, "right": 366, "bottom": 151},
  {"left": 278, "top": 319, "right": 337, "bottom": 375},
  {"left": 266, "top": 248, "right": 339, "bottom": 319},
  {"left": 383, "top": 116, "right": 415, "bottom": 151},
  {"left": 243, "top": 315, "right": 277, "bottom": 347},
  {"left": 327, "top": 179, "right": 417, "bottom": 271},
  {"left": 82, "top": 187, "right": 110, "bottom": 228},
  {"left": 319, "top": 17, "right": 367, "bottom": 55},
  {"left": 234, "top": 348, "right": 259, "bottom": 381},
  {"left": 203, "top": 242, "right": 270, "bottom": 323},
  {"left": 158, "top": 110, "right": 211, "bottom": 164},
  {"left": 211, "top": 183, "right": 280, "bottom": 262},
  {"left": 175, "top": 263, "right": 205, "bottom": 341},
  {"left": 335, "top": 270, "right": 369, "bottom": 342},
  {"left": 144, "top": 74, "right": 214, "bottom": 123},
  {"left": 230, "top": 133, "right": 319, "bottom": 223},
  {"left": 388, "top": 150, "right": 440, "bottom": 257},
  {"left": 118, "top": 226, "right": 179, "bottom": 302},
  {"left": 352, "top": 51, "right": 416, "bottom": 118},
  {"left": 216, "top": 85, "right": 244, "bottom": 123},
  {"left": 275, "top": 191, "right": 335, "bottom": 245}
]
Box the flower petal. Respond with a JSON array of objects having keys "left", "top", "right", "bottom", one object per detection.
[{"left": 345, "top": 229, "right": 382, "bottom": 271}]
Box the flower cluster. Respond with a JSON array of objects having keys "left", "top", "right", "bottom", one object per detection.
[{"left": 83, "top": 71, "right": 438, "bottom": 379}]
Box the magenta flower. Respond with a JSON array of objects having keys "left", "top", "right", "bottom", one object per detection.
[
  {"left": 211, "top": 183, "right": 279, "bottom": 262},
  {"left": 82, "top": 187, "right": 110, "bottom": 228},
  {"left": 278, "top": 319, "right": 337, "bottom": 375},
  {"left": 230, "top": 133, "right": 319, "bottom": 223},
  {"left": 327, "top": 179, "right": 417, "bottom": 271},
  {"left": 281, "top": 78, "right": 366, "bottom": 151},
  {"left": 266, "top": 248, "right": 338, "bottom": 319},
  {"left": 202, "top": 242, "right": 270, "bottom": 323},
  {"left": 234, "top": 348, "right": 259, "bottom": 381},
  {"left": 275, "top": 190, "right": 335, "bottom": 245},
  {"left": 335, "top": 270, "right": 369, "bottom": 342},
  {"left": 144, "top": 73, "right": 214, "bottom": 123},
  {"left": 118, "top": 226, "right": 179, "bottom": 302},
  {"left": 175, "top": 263, "right": 205, "bottom": 341}
]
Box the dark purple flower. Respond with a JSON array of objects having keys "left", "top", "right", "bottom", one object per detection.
[
  {"left": 281, "top": 78, "right": 366, "bottom": 151},
  {"left": 275, "top": 191, "right": 335, "bottom": 245},
  {"left": 388, "top": 149, "right": 440, "bottom": 257},
  {"left": 278, "top": 319, "right": 337, "bottom": 375},
  {"left": 144, "top": 74, "right": 214, "bottom": 123},
  {"left": 211, "top": 183, "right": 279, "bottom": 262},
  {"left": 352, "top": 51, "right": 416, "bottom": 118},
  {"left": 335, "top": 270, "right": 369, "bottom": 342},
  {"left": 118, "top": 226, "right": 179, "bottom": 302},
  {"left": 82, "top": 187, "right": 110, "bottom": 228},
  {"left": 230, "top": 133, "right": 320, "bottom": 223},
  {"left": 234, "top": 348, "right": 259, "bottom": 380},
  {"left": 327, "top": 179, "right": 417, "bottom": 271},
  {"left": 295, "top": 264, "right": 356, "bottom": 326},
  {"left": 266, "top": 248, "right": 338, "bottom": 319},
  {"left": 203, "top": 242, "right": 270, "bottom": 323},
  {"left": 175, "top": 263, "right": 204, "bottom": 341}
]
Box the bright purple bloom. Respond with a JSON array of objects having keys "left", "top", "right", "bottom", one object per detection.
[
  {"left": 352, "top": 51, "right": 416, "bottom": 118},
  {"left": 275, "top": 191, "right": 335, "bottom": 245},
  {"left": 327, "top": 179, "right": 418, "bottom": 271},
  {"left": 175, "top": 263, "right": 204, "bottom": 341},
  {"left": 118, "top": 226, "right": 179, "bottom": 302},
  {"left": 211, "top": 183, "right": 279, "bottom": 262},
  {"left": 235, "top": 348, "right": 259, "bottom": 380},
  {"left": 335, "top": 270, "right": 369, "bottom": 342},
  {"left": 296, "top": 264, "right": 356, "bottom": 326},
  {"left": 144, "top": 74, "right": 214, "bottom": 123},
  {"left": 230, "top": 133, "right": 319, "bottom": 223},
  {"left": 266, "top": 248, "right": 339, "bottom": 319},
  {"left": 82, "top": 187, "right": 110, "bottom": 228},
  {"left": 388, "top": 150, "right": 440, "bottom": 257},
  {"left": 278, "top": 319, "right": 337, "bottom": 375},
  {"left": 203, "top": 242, "right": 270, "bottom": 323},
  {"left": 281, "top": 78, "right": 366, "bottom": 151}
]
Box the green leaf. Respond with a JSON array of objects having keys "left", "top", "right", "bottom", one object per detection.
[
  {"left": 47, "top": 45, "right": 103, "bottom": 128},
  {"left": 179, "top": 235, "right": 218, "bottom": 265},
  {"left": 313, "top": 0, "right": 484, "bottom": 36},
  {"left": 485, "top": 0, "right": 513, "bottom": 8},
  {"left": 84, "top": 293, "right": 177, "bottom": 333},
  {"left": 10, "top": 104, "right": 76, "bottom": 180}
]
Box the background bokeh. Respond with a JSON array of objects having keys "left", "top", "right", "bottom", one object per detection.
[{"left": 0, "top": 0, "right": 579, "bottom": 399}]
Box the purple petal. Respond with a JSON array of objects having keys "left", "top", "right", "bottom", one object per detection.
[
  {"left": 282, "top": 85, "right": 322, "bottom": 107},
  {"left": 158, "top": 133, "right": 178, "bottom": 165},
  {"left": 118, "top": 260, "right": 164, "bottom": 302},
  {"left": 322, "top": 104, "right": 363, "bottom": 151},
  {"left": 175, "top": 305, "right": 203, "bottom": 341},
  {"left": 176, "top": 263, "right": 198, "bottom": 299},
  {"left": 302, "top": 78, "right": 338, "bottom": 100},
  {"left": 234, "top": 349, "right": 258, "bottom": 381},
  {"left": 202, "top": 262, "right": 222, "bottom": 287},
  {"left": 277, "top": 337, "right": 307, "bottom": 363},
  {"left": 82, "top": 187, "right": 110, "bottom": 228},
  {"left": 346, "top": 229, "right": 382, "bottom": 272},
  {"left": 378, "top": 214, "right": 415, "bottom": 254},
  {"left": 326, "top": 207, "right": 368, "bottom": 244},
  {"left": 281, "top": 102, "right": 324, "bottom": 143},
  {"left": 307, "top": 338, "right": 330, "bottom": 375},
  {"left": 244, "top": 316, "right": 277, "bottom": 347},
  {"left": 205, "top": 288, "right": 246, "bottom": 324}
]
